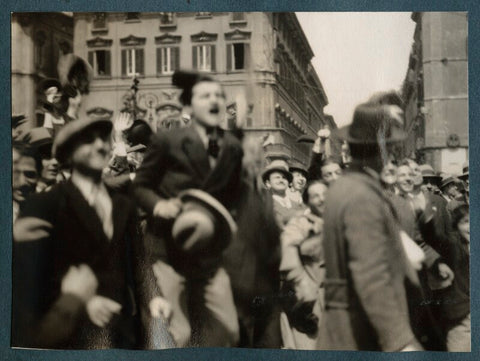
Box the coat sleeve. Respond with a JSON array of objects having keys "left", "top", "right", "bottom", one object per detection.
[
  {"left": 133, "top": 133, "right": 169, "bottom": 214},
  {"left": 280, "top": 216, "right": 309, "bottom": 282},
  {"left": 344, "top": 193, "right": 416, "bottom": 351}
]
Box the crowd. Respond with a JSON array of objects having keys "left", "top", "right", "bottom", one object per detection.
[{"left": 11, "top": 63, "right": 470, "bottom": 351}]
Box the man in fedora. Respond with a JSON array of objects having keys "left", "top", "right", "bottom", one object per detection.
[
  {"left": 133, "top": 70, "right": 243, "bottom": 347},
  {"left": 262, "top": 159, "right": 303, "bottom": 229},
  {"left": 287, "top": 161, "right": 308, "bottom": 207},
  {"left": 318, "top": 96, "right": 422, "bottom": 351},
  {"left": 419, "top": 164, "right": 442, "bottom": 195},
  {"left": 13, "top": 117, "right": 154, "bottom": 349}
]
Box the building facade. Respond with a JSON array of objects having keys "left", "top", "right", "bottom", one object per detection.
[
  {"left": 11, "top": 13, "right": 74, "bottom": 128},
  {"left": 402, "top": 12, "right": 468, "bottom": 175},
  {"left": 73, "top": 12, "right": 331, "bottom": 165}
]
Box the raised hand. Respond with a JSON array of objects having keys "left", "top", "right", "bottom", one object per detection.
[
  {"left": 86, "top": 295, "right": 122, "bottom": 328},
  {"left": 61, "top": 264, "right": 98, "bottom": 303}
]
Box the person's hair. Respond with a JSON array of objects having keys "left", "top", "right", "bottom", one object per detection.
[
  {"left": 13, "top": 143, "right": 42, "bottom": 174},
  {"left": 302, "top": 179, "right": 328, "bottom": 204},
  {"left": 348, "top": 143, "right": 380, "bottom": 160},
  {"left": 126, "top": 119, "right": 153, "bottom": 147},
  {"left": 172, "top": 71, "right": 217, "bottom": 106},
  {"left": 451, "top": 203, "right": 469, "bottom": 229}
]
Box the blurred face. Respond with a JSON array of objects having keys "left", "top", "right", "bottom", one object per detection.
[
  {"left": 457, "top": 213, "right": 469, "bottom": 242},
  {"left": 444, "top": 183, "right": 460, "bottom": 199},
  {"left": 291, "top": 171, "right": 307, "bottom": 192},
  {"left": 406, "top": 160, "right": 423, "bottom": 186},
  {"left": 423, "top": 177, "right": 439, "bottom": 193},
  {"left": 13, "top": 155, "right": 38, "bottom": 203},
  {"left": 191, "top": 81, "right": 226, "bottom": 128},
  {"left": 307, "top": 182, "right": 328, "bottom": 217},
  {"left": 40, "top": 156, "right": 58, "bottom": 183},
  {"left": 71, "top": 130, "right": 111, "bottom": 176},
  {"left": 381, "top": 162, "right": 397, "bottom": 185},
  {"left": 396, "top": 165, "right": 414, "bottom": 194},
  {"left": 265, "top": 171, "right": 289, "bottom": 194},
  {"left": 321, "top": 162, "right": 342, "bottom": 185}
]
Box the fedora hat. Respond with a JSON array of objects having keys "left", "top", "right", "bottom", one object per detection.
[
  {"left": 53, "top": 118, "right": 112, "bottom": 164},
  {"left": 172, "top": 189, "right": 237, "bottom": 254},
  {"left": 459, "top": 162, "right": 469, "bottom": 181},
  {"left": 333, "top": 103, "right": 406, "bottom": 145},
  {"left": 38, "top": 78, "right": 62, "bottom": 93},
  {"left": 419, "top": 164, "right": 441, "bottom": 181},
  {"left": 262, "top": 159, "right": 293, "bottom": 184},
  {"left": 440, "top": 176, "right": 457, "bottom": 190},
  {"left": 289, "top": 161, "right": 309, "bottom": 177}
]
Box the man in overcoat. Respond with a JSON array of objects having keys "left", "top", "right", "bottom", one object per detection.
[
  {"left": 12, "top": 117, "right": 151, "bottom": 349},
  {"left": 133, "top": 70, "right": 243, "bottom": 347},
  {"left": 318, "top": 100, "right": 422, "bottom": 351}
]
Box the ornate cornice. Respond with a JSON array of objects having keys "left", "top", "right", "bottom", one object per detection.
[
  {"left": 86, "top": 37, "right": 113, "bottom": 48},
  {"left": 224, "top": 29, "right": 251, "bottom": 41},
  {"left": 191, "top": 31, "right": 218, "bottom": 43},
  {"left": 155, "top": 33, "right": 182, "bottom": 45},
  {"left": 120, "top": 35, "right": 146, "bottom": 46}
]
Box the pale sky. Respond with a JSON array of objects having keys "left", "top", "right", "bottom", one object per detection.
[{"left": 296, "top": 12, "right": 416, "bottom": 127}]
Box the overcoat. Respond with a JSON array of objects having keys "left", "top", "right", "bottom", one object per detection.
[
  {"left": 133, "top": 126, "right": 244, "bottom": 276},
  {"left": 318, "top": 168, "right": 417, "bottom": 351},
  {"left": 12, "top": 180, "right": 147, "bottom": 349}
]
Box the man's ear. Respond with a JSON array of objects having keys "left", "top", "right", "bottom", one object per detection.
[{"left": 264, "top": 180, "right": 271, "bottom": 189}]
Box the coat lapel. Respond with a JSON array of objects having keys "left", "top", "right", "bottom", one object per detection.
[{"left": 181, "top": 127, "right": 211, "bottom": 180}]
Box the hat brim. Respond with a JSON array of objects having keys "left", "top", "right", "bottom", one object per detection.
[
  {"left": 296, "top": 135, "right": 315, "bottom": 144},
  {"left": 262, "top": 167, "right": 293, "bottom": 183},
  {"left": 422, "top": 175, "right": 442, "bottom": 181},
  {"left": 333, "top": 125, "right": 407, "bottom": 144},
  {"left": 38, "top": 78, "right": 62, "bottom": 92},
  {"left": 178, "top": 189, "right": 237, "bottom": 236},
  {"left": 53, "top": 119, "right": 112, "bottom": 164},
  {"left": 289, "top": 167, "right": 308, "bottom": 177},
  {"left": 458, "top": 173, "right": 469, "bottom": 180}
]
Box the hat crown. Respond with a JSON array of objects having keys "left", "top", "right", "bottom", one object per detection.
[
  {"left": 419, "top": 164, "right": 436, "bottom": 177},
  {"left": 267, "top": 159, "right": 289, "bottom": 172}
]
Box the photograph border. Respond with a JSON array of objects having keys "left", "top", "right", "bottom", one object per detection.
[{"left": 2, "top": 1, "right": 479, "bottom": 360}]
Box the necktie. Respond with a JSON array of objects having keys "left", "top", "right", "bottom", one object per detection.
[{"left": 92, "top": 187, "right": 113, "bottom": 240}]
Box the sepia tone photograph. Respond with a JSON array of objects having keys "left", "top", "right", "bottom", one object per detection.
[{"left": 11, "top": 11, "right": 469, "bottom": 352}]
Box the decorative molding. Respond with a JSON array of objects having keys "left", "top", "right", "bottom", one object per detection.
[
  {"left": 191, "top": 31, "right": 218, "bottom": 43},
  {"left": 120, "top": 35, "right": 146, "bottom": 46},
  {"left": 155, "top": 33, "right": 182, "bottom": 45},
  {"left": 86, "top": 37, "right": 113, "bottom": 48},
  {"left": 224, "top": 29, "right": 251, "bottom": 41},
  {"left": 86, "top": 107, "right": 113, "bottom": 119}
]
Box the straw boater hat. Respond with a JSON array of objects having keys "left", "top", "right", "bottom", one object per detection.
[
  {"left": 52, "top": 118, "right": 112, "bottom": 164},
  {"left": 171, "top": 189, "right": 237, "bottom": 254},
  {"left": 333, "top": 103, "right": 407, "bottom": 144},
  {"left": 261, "top": 159, "right": 293, "bottom": 184}
]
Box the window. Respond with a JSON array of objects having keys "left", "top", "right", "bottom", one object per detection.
[
  {"left": 88, "top": 50, "right": 111, "bottom": 76},
  {"left": 93, "top": 13, "right": 106, "bottom": 29},
  {"left": 227, "top": 43, "right": 249, "bottom": 71},
  {"left": 160, "top": 12, "right": 174, "bottom": 25},
  {"left": 232, "top": 12, "right": 245, "bottom": 21},
  {"left": 121, "top": 48, "right": 144, "bottom": 76},
  {"left": 157, "top": 47, "right": 179, "bottom": 75},
  {"left": 193, "top": 45, "right": 215, "bottom": 72},
  {"left": 125, "top": 12, "right": 140, "bottom": 21}
]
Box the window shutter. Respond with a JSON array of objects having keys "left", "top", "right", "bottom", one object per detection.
[
  {"left": 173, "top": 47, "right": 180, "bottom": 71},
  {"left": 157, "top": 47, "right": 162, "bottom": 74},
  {"left": 136, "top": 48, "right": 144, "bottom": 75},
  {"left": 226, "top": 44, "right": 232, "bottom": 71},
  {"left": 105, "top": 50, "right": 111, "bottom": 76},
  {"left": 192, "top": 46, "right": 198, "bottom": 69},
  {"left": 243, "top": 43, "right": 250, "bottom": 70},
  {"left": 121, "top": 49, "right": 127, "bottom": 76},
  {"left": 210, "top": 45, "right": 216, "bottom": 71}
]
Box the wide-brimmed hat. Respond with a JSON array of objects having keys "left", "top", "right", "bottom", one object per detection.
[
  {"left": 440, "top": 176, "right": 457, "bottom": 190},
  {"left": 171, "top": 189, "right": 237, "bottom": 254},
  {"left": 419, "top": 164, "right": 441, "bottom": 181},
  {"left": 289, "top": 161, "right": 309, "bottom": 177},
  {"left": 23, "top": 127, "right": 54, "bottom": 158},
  {"left": 262, "top": 159, "right": 293, "bottom": 184},
  {"left": 333, "top": 103, "right": 407, "bottom": 144},
  {"left": 53, "top": 118, "right": 112, "bottom": 164},
  {"left": 38, "top": 78, "right": 62, "bottom": 93},
  {"left": 459, "top": 162, "right": 469, "bottom": 181}
]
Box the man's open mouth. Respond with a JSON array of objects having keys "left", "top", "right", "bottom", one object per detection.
[{"left": 209, "top": 107, "right": 219, "bottom": 114}]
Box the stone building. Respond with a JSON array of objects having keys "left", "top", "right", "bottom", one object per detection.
[
  {"left": 11, "top": 12, "right": 74, "bottom": 128},
  {"left": 402, "top": 12, "right": 468, "bottom": 174},
  {"left": 73, "top": 12, "right": 331, "bottom": 165}
]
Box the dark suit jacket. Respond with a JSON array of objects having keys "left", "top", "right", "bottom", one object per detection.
[
  {"left": 133, "top": 126, "right": 244, "bottom": 276},
  {"left": 318, "top": 168, "right": 416, "bottom": 351},
  {"left": 12, "top": 180, "right": 149, "bottom": 349}
]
